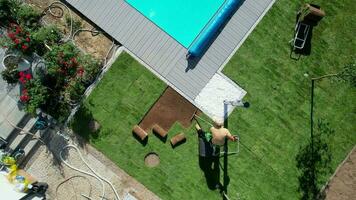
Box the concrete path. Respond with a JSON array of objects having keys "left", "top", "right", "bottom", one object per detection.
[
  {"left": 0, "top": 48, "right": 26, "bottom": 140},
  {"left": 25, "top": 129, "right": 160, "bottom": 200}
]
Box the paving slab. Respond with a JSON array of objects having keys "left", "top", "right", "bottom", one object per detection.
[{"left": 194, "top": 73, "right": 247, "bottom": 121}]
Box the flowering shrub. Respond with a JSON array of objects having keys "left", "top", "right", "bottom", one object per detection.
[
  {"left": 19, "top": 72, "right": 48, "bottom": 115},
  {"left": 20, "top": 88, "right": 30, "bottom": 102},
  {"left": 19, "top": 71, "right": 33, "bottom": 104},
  {"left": 42, "top": 43, "right": 81, "bottom": 119},
  {"left": 77, "top": 55, "right": 100, "bottom": 85},
  {"left": 0, "top": 24, "right": 33, "bottom": 55},
  {"left": 19, "top": 71, "right": 32, "bottom": 84},
  {"left": 0, "top": 3, "right": 101, "bottom": 122},
  {"left": 43, "top": 43, "right": 79, "bottom": 93}
]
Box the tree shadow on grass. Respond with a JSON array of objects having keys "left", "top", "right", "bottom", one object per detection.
[
  {"left": 295, "top": 119, "right": 334, "bottom": 200},
  {"left": 70, "top": 106, "right": 100, "bottom": 148}
]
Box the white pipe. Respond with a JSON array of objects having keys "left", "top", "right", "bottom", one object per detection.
[
  {"left": 60, "top": 145, "right": 121, "bottom": 200},
  {"left": 43, "top": 1, "right": 73, "bottom": 42}
]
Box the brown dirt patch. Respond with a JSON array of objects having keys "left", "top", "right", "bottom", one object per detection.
[
  {"left": 26, "top": 0, "right": 113, "bottom": 59},
  {"left": 139, "top": 87, "right": 198, "bottom": 132},
  {"left": 324, "top": 147, "right": 356, "bottom": 200},
  {"left": 144, "top": 152, "right": 160, "bottom": 168}
]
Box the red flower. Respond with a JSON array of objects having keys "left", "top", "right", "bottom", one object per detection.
[
  {"left": 22, "top": 45, "right": 28, "bottom": 50},
  {"left": 25, "top": 37, "right": 30, "bottom": 42},
  {"left": 20, "top": 95, "right": 30, "bottom": 102},
  {"left": 15, "top": 26, "right": 21, "bottom": 34},
  {"left": 20, "top": 89, "right": 30, "bottom": 102},
  {"left": 77, "top": 67, "right": 84, "bottom": 77},
  {"left": 19, "top": 72, "right": 32, "bottom": 84},
  {"left": 71, "top": 57, "right": 77, "bottom": 63},
  {"left": 14, "top": 39, "right": 20, "bottom": 44},
  {"left": 19, "top": 77, "right": 26, "bottom": 84},
  {"left": 25, "top": 74, "right": 32, "bottom": 80},
  {"left": 8, "top": 33, "right": 15, "bottom": 39}
]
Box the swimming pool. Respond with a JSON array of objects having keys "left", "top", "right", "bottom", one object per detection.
[{"left": 125, "top": 0, "right": 225, "bottom": 48}]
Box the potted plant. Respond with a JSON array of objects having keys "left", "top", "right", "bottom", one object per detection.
[
  {"left": 1, "top": 53, "right": 21, "bottom": 70},
  {"left": 1, "top": 63, "right": 19, "bottom": 84}
]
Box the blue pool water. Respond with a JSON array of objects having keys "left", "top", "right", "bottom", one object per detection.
[{"left": 125, "top": 0, "right": 225, "bottom": 48}]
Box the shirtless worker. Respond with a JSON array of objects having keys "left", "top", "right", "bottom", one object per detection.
[{"left": 195, "top": 118, "right": 237, "bottom": 146}]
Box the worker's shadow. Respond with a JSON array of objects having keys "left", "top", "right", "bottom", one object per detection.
[{"left": 199, "top": 155, "right": 222, "bottom": 190}]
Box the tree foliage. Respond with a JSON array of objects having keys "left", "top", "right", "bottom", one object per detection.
[
  {"left": 32, "top": 25, "right": 62, "bottom": 55},
  {"left": 295, "top": 119, "right": 334, "bottom": 200},
  {"left": 0, "top": 0, "right": 19, "bottom": 26},
  {"left": 16, "top": 4, "right": 41, "bottom": 29},
  {"left": 337, "top": 60, "right": 356, "bottom": 88}
]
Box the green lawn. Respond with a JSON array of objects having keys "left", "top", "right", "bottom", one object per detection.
[
  {"left": 71, "top": 52, "right": 222, "bottom": 200},
  {"left": 222, "top": 0, "right": 355, "bottom": 199},
  {"left": 72, "top": 1, "right": 355, "bottom": 200}
]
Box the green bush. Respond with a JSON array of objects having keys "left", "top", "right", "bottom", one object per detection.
[
  {"left": 337, "top": 60, "right": 356, "bottom": 87},
  {"left": 32, "top": 25, "right": 61, "bottom": 45},
  {"left": 21, "top": 78, "right": 48, "bottom": 115},
  {"left": 78, "top": 54, "right": 101, "bottom": 85},
  {"left": 44, "top": 42, "right": 80, "bottom": 88},
  {"left": 65, "top": 78, "right": 85, "bottom": 103},
  {"left": 0, "top": 33, "right": 13, "bottom": 48},
  {"left": 41, "top": 43, "right": 99, "bottom": 122},
  {"left": 0, "top": 0, "right": 20, "bottom": 26},
  {"left": 16, "top": 4, "right": 41, "bottom": 29},
  {"left": 4, "top": 23, "right": 34, "bottom": 55},
  {"left": 32, "top": 25, "right": 62, "bottom": 55},
  {"left": 48, "top": 100, "right": 71, "bottom": 123}
]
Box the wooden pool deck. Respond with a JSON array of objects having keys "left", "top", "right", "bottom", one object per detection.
[{"left": 64, "top": 0, "right": 275, "bottom": 113}]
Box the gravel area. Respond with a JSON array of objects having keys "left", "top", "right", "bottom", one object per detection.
[{"left": 25, "top": 129, "right": 160, "bottom": 200}]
